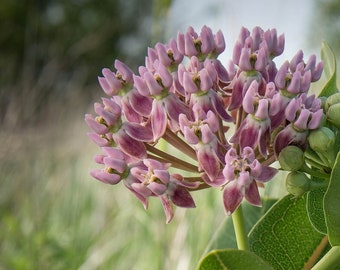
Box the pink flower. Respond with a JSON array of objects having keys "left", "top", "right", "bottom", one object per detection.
[
  {"left": 179, "top": 106, "right": 228, "bottom": 184},
  {"left": 274, "top": 94, "right": 323, "bottom": 156},
  {"left": 85, "top": 99, "right": 153, "bottom": 159},
  {"left": 130, "top": 159, "right": 198, "bottom": 223},
  {"left": 134, "top": 62, "right": 190, "bottom": 141},
  {"left": 230, "top": 81, "right": 280, "bottom": 157},
  {"left": 177, "top": 25, "right": 225, "bottom": 59},
  {"left": 222, "top": 147, "right": 278, "bottom": 215}
]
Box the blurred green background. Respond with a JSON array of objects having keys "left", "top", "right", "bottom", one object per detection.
[{"left": 1, "top": 0, "right": 339, "bottom": 269}]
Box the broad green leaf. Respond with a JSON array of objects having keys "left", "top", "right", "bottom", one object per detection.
[
  {"left": 306, "top": 183, "right": 327, "bottom": 234},
  {"left": 324, "top": 152, "right": 340, "bottom": 246},
  {"left": 204, "top": 198, "right": 277, "bottom": 252},
  {"left": 319, "top": 42, "right": 338, "bottom": 97},
  {"left": 249, "top": 194, "right": 325, "bottom": 270},
  {"left": 198, "top": 249, "right": 274, "bottom": 270}
]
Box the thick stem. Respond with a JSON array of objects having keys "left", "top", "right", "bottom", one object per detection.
[
  {"left": 162, "top": 128, "right": 197, "bottom": 160},
  {"left": 311, "top": 246, "right": 340, "bottom": 270},
  {"left": 232, "top": 205, "right": 249, "bottom": 251},
  {"left": 145, "top": 144, "right": 198, "bottom": 172}
]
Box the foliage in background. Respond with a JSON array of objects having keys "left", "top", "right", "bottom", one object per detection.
[
  {"left": 311, "top": 0, "right": 340, "bottom": 61},
  {"left": 0, "top": 0, "right": 152, "bottom": 127}
]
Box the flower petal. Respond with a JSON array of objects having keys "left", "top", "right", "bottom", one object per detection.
[
  {"left": 113, "top": 130, "right": 147, "bottom": 159},
  {"left": 151, "top": 100, "right": 168, "bottom": 141},
  {"left": 170, "top": 186, "right": 196, "bottom": 208},
  {"left": 245, "top": 181, "right": 262, "bottom": 207},
  {"left": 197, "top": 146, "right": 220, "bottom": 181},
  {"left": 223, "top": 181, "right": 244, "bottom": 215},
  {"left": 148, "top": 182, "right": 167, "bottom": 196},
  {"left": 257, "top": 166, "right": 278, "bottom": 182},
  {"left": 124, "top": 122, "right": 153, "bottom": 142},
  {"left": 160, "top": 196, "right": 174, "bottom": 224},
  {"left": 90, "top": 169, "right": 121, "bottom": 185}
]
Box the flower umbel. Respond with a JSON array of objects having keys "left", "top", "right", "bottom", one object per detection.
[{"left": 86, "top": 25, "right": 323, "bottom": 221}]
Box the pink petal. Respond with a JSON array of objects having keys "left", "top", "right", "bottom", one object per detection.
[
  {"left": 183, "top": 72, "right": 198, "bottom": 93},
  {"left": 113, "top": 130, "right": 147, "bottom": 159},
  {"left": 294, "top": 109, "right": 310, "bottom": 130},
  {"left": 223, "top": 181, "right": 244, "bottom": 215},
  {"left": 308, "top": 109, "right": 323, "bottom": 129},
  {"left": 197, "top": 146, "right": 220, "bottom": 181},
  {"left": 245, "top": 181, "right": 262, "bottom": 207},
  {"left": 170, "top": 186, "right": 196, "bottom": 208},
  {"left": 183, "top": 126, "right": 199, "bottom": 144},
  {"left": 144, "top": 72, "right": 163, "bottom": 95},
  {"left": 125, "top": 185, "right": 149, "bottom": 209},
  {"left": 202, "top": 171, "right": 228, "bottom": 187},
  {"left": 103, "top": 157, "right": 127, "bottom": 173},
  {"left": 124, "top": 122, "right": 153, "bottom": 142},
  {"left": 85, "top": 114, "right": 108, "bottom": 134},
  {"left": 151, "top": 100, "right": 167, "bottom": 141},
  {"left": 90, "top": 169, "right": 121, "bottom": 185},
  {"left": 129, "top": 90, "right": 152, "bottom": 116},
  {"left": 210, "top": 91, "right": 233, "bottom": 121},
  {"left": 239, "top": 123, "right": 258, "bottom": 150},
  {"left": 87, "top": 132, "right": 109, "bottom": 147},
  {"left": 154, "top": 169, "right": 170, "bottom": 184},
  {"left": 147, "top": 182, "right": 167, "bottom": 195},
  {"left": 164, "top": 93, "right": 189, "bottom": 126},
  {"left": 257, "top": 166, "right": 278, "bottom": 182},
  {"left": 199, "top": 69, "right": 213, "bottom": 91},
  {"left": 114, "top": 59, "right": 134, "bottom": 83},
  {"left": 133, "top": 74, "right": 149, "bottom": 96},
  {"left": 160, "top": 196, "right": 174, "bottom": 224}
]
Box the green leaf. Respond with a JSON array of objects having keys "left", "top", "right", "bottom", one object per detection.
[
  {"left": 324, "top": 151, "right": 340, "bottom": 246},
  {"left": 198, "top": 249, "right": 274, "bottom": 270},
  {"left": 204, "top": 198, "right": 277, "bottom": 252},
  {"left": 249, "top": 194, "right": 325, "bottom": 269},
  {"left": 319, "top": 42, "right": 338, "bottom": 97},
  {"left": 307, "top": 186, "right": 328, "bottom": 234}
]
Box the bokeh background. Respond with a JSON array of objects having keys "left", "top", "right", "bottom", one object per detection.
[{"left": 1, "top": 0, "right": 339, "bottom": 269}]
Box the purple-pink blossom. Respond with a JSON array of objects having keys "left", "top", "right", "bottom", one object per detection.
[
  {"left": 222, "top": 147, "right": 278, "bottom": 214},
  {"left": 86, "top": 25, "right": 324, "bottom": 222}
]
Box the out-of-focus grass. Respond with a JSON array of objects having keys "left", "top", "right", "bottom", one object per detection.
[{"left": 0, "top": 105, "right": 225, "bottom": 270}]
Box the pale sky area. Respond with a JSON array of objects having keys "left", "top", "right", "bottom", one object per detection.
[{"left": 168, "top": 0, "right": 318, "bottom": 64}]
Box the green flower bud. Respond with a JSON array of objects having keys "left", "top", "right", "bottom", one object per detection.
[
  {"left": 286, "top": 171, "right": 311, "bottom": 197},
  {"left": 308, "top": 126, "right": 336, "bottom": 167},
  {"left": 325, "top": 93, "right": 340, "bottom": 111},
  {"left": 308, "top": 126, "right": 335, "bottom": 152},
  {"left": 326, "top": 103, "right": 340, "bottom": 129},
  {"left": 278, "top": 145, "right": 305, "bottom": 171}
]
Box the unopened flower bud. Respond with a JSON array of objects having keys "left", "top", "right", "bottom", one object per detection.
[
  {"left": 325, "top": 92, "right": 340, "bottom": 111},
  {"left": 286, "top": 171, "right": 311, "bottom": 197},
  {"left": 308, "top": 126, "right": 335, "bottom": 152},
  {"left": 278, "top": 145, "right": 305, "bottom": 171},
  {"left": 326, "top": 103, "right": 340, "bottom": 129},
  {"left": 308, "top": 126, "right": 336, "bottom": 167}
]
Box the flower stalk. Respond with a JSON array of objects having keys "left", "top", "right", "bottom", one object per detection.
[
  {"left": 232, "top": 205, "right": 249, "bottom": 250},
  {"left": 311, "top": 246, "right": 340, "bottom": 270}
]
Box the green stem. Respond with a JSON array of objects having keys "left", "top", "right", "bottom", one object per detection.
[
  {"left": 232, "top": 205, "right": 249, "bottom": 251},
  {"left": 301, "top": 164, "right": 330, "bottom": 180},
  {"left": 311, "top": 246, "right": 340, "bottom": 270}
]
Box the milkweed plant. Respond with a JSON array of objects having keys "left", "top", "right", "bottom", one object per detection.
[{"left": 85, "top": 25, "right": 340, "bottom": 269}]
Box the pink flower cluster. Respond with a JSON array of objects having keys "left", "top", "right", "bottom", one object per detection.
[{"left": 86, "top": 26, "right": 323, "bottom": 222}]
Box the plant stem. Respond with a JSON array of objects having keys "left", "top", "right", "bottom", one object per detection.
[
  {"left": 232, "top": 205, "right": 249, "bottom": 251},
  {"left": 311, "top": 246, "right": 340, "bottom": 270}
]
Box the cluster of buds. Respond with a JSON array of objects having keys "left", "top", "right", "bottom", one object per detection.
[{"left": 86, "top": 26, "right": 324, "bottom": 222}]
